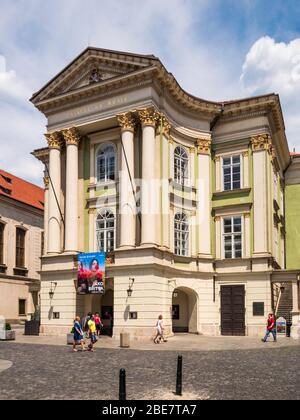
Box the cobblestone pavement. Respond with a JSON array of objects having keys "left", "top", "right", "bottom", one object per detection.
[
  {"left": 0, "top": 341, "right": 299, "bottom": 400},
  {"left": 10, "top": 328, "right": 300, "bottom": 351}
]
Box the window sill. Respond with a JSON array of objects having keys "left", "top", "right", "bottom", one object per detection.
[
  {"left": 13, "top": 268, "right": 28, "bottom": 277},
  {"left": 170, "top": 180, "right": 196, "bottom": 193},
  {"left": 213, "top": 187, "right": 251, "bottom": 199}
]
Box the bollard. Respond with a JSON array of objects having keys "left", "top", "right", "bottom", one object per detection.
[
  {"left": 176, "top": 355, "right": 183, "bottom": 396},
  {"left": 119, "top": 369, "right": 126, "bottom": 401}
]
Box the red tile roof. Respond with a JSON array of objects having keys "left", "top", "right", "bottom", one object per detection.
[
  {"left": 291, "top": 152, "right": 300, "bottom": 157},
  {"left": 0, "top": 169, "right": 44, "bottom": 211}
]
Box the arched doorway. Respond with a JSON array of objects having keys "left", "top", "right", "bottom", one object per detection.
[
  {"left": 172, "top": 287, "right": 198, "bottom": 334},
  {"left": 91, "top": 289, "right": 114, "bottom": 336}
]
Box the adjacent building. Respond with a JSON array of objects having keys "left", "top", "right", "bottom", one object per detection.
[
  {"left": 31, "top": 47, "right": 300, "bottom": 340},
  {"left": 0, "top": 169, "right": 44, "bottom": 323}
]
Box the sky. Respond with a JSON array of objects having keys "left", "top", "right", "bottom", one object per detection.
[{"left": 0, "top": 0, "right": 300, "bottom": 185}]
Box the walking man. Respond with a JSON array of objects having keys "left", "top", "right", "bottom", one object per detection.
[{"left": 262, "top": 313, "right": 277, "bottom": 343}]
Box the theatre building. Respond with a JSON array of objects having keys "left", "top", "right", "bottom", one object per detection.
[{"left": 32, "top": 47, "right": 300, "bottom": 340}]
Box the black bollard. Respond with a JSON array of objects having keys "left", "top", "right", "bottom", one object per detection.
[
  {"left": 176, "top": 355, "right": 183, "bottom": 396},
  {"left": 119, "top": 369, "right": 126, "bottom": 401}
]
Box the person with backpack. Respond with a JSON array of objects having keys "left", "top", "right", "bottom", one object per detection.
[
  {"left": 73, "top": 316, "right": 85, "bottom": 352},
  {"left": 262, "top": 313, "right": 277, "bottom": 343}
]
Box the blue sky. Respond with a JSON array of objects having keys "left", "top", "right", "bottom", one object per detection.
[{"left": 0, "top": 0, "right": 300, "bottom": 184}]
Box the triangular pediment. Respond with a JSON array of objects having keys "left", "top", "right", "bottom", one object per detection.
[{"left": 31, "top": 47, "right": 158, "bottom": 104}]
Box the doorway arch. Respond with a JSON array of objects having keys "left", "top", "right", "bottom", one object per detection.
[{"left": 172, "top": 287, "right": 198, "bottom": 334}]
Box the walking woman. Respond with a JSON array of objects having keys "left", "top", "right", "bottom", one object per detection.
[
  {"left": 153, "top": 315, "right": 167, "bottom": 344},
  {"left": 73, "top": 316, "right": 85, "bottom": 352}
]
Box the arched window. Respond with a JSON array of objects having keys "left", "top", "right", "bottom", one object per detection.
[
  {"left": 174, "top": 146, "right": 188, "bottom": 185},
  {"left": 174, "top": 213, "right": 189, "bottom": 257},
  {"left": 96, "top": 144, "right": 116, "bottom": 183},
  {"left": 96, "top": 210, "right": 115, "bottom": 253}
]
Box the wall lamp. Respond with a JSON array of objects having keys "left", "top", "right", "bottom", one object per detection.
[
  {"left": 49, "top": 282, "right": 57, "bottom": 300},
  {"left": 127, "top": 278, "right": 135, "bottom": 298}
]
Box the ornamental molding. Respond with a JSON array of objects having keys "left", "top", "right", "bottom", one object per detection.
[
  {"left": 45, "top": 132, "right": 63, "bottom": 150},
  {"left": 62, "top": 127, "right": 81, "bottom": 146},
  {"left": 43, "top": 176, "right": 50, "bottom": 189},
  {"left": 117, "top": 112, "right": 137, "bottom": 132},
  {"left": 159, "top": 114, "right": 171, "bottom": 137},
  {"left": 137, "top": 107, "right": 160, "bottom": 128},
  {"left": 196, "top": 138, "right": 212, "bottom": 155},
  {"left": 251, "top": 133, "right": 272, "bottom": 153}
]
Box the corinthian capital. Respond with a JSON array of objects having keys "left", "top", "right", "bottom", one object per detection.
[
  {"left": 251, "top": 133, "right": 272, "bottom": 152},
  {"left": 138, "top": 107, "right": 160, "bottom": 128},
  {"left": 63, "top": 127, "right": 81, "bottom": 146},
  {"left": 117, "top": 112, "right": 137, "bottom": 133},
  {"left": 196, "top": 137, "right": 212, "bottom": 155},
  {"left": 45, "top": 132, "right": 63, "bottom": 150},
  {"left": 160, "top": 114, "right": 171, "bottom": 137}
]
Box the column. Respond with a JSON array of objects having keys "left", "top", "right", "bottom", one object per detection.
[
  {"left": 292, "top": 280, "right": 300, "bottom": 313},
  {"left": 161, "top": 115, "right": 171, "bottom": 249},
  {"left": 252, "top": 134, "right": 272, "bottom": 256},
  {"left": 46, "top": 132, "right": 62, "bottom": 254},
  {"left": 117, "top": 112, "right": 137, "bottom": 248},
  {"left": 197, "top": 137, "right": 212, "bottom": 258},
  {"left": 43, "top": 175, "right": 49, "bottom": 255},
  {"left": 138, "top": 107, "right": 160, "bottom": 246},
  {"left": 63, "top": 127, "right": 81, "bottom": 253}
]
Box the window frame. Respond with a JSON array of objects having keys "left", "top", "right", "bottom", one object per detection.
[
  {"left": 95, "top": 143, "right": 117, "bottom": 185},
  {"left": 96, "top": 209, "right": 116, "bottom": 253},
  {"left": 174, "top": 146, "right": 189, "bottom": 186},
  {"left": 15, "top": 227, "right": 26, "bottom": 269},
  {"left": 18, "top": 299, "right": 27, "bottom": 317},
  {"left": 222, "top": 215, "right": 243, "bottom": 259},
  {"left": 174, "top": 212, "right": 189, "bottom": 257},
  {"left": 0, "top": 222, "right": 4, "bottom": 266},
  {"left": 222, "top": 154, "right": 242, "bottom": 192}
]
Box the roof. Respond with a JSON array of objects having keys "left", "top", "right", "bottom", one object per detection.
[
  {"left": 290, "top": 152, "right": 300, "bottom": 157},
  {"left": 0, "top": 169, "right": 44, "bottom": 211}
]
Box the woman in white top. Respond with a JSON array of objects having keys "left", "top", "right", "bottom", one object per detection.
[{"left": 154, "top": 315, "right": 167, "bottom": 344}]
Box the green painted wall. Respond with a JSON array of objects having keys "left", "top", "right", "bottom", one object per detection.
[
  {"left": 212, "top": 189, "right": 252, "bottom": 209},
  {"left": 83, "top": 138, "right": 90, "bottom": 252},
  {"left": 285, "top": 184, "right": 300, "bottom": 269}
]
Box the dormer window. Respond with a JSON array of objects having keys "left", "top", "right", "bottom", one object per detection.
[{"left": 0, "top": 186, "right": 12, "bottom": 195}]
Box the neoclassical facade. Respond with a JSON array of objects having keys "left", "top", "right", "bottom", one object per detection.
[{"left": 32, "top": 47, "right": 300, "bottom": 339}]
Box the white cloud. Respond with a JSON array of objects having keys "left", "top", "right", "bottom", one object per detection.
[
  {"left": 241, "top": 36, "right": 300, "bottom": 152},
  {"left": 0, "top": 55, "right": 32, "bottom": 101}
]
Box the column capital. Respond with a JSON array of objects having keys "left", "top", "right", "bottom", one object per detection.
[
  {"left": 159, "top": 114, "right": 171, "bottom": 137},
  {"left": 196, "top": 138, "right": 212, "bottom": 155},
  {"left": 117, "top": 112, "right": 137, "bottom": 133},
  {"left": 63, "top": 127, "right": 81, "bottom": 146},
  {"left": 43, "top": 176, "right": 50, "bottom": 190},
  {"left": 45, "top": 132, "right": 63, "bottom": 150},
  {"left": 138, "top": 107, "right": 160, "bottom": 128},
  {"left": 251, "top": 133, "right": 272, "bottom": 152}
]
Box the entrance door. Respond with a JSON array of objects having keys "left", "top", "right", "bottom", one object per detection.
[{"left": 221, "top": 285, "right": 245, "bottom": 336}]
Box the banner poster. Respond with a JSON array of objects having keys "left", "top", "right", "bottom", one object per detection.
[{"left": 77, "top": 252, "right": 106, "bottom": 295}]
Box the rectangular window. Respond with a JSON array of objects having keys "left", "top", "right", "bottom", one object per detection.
[
  {"left": 18, "top": 299, "right": 26, "bottom": 316},
  {"left": 223, "top": 155, "right": 241, "bottom": 191},
  {"left": 0, "top": 223, "right": 4, "bottom": 265},
  {"left": 223, "top": 216, "right": 242, "bottom": 259},
  {"left": 16, "top": 228, "right": 26, "bottom": 268}
]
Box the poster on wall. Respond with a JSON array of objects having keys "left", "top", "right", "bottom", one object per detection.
[{"left": 77, "top": 252, "right": 106, "bottom": 295}]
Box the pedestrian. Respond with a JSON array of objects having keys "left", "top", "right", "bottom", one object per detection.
[
  {"left": 88, "top": 314, "right": 97, "bottom": 352},
  {"left": 262, "top": 313, "right": 277, "bottom": 343},
  {"left": 153, "top": 315, "right": 167, "bottom": 344},
  {"left": 73, "top": 316, "right": 85, "bottom": 352},
  {"left": 82, "top": 312, "right": 92, "bottom": 339},
  {"left": 94, "top": 312, "right": 103, "bottom": 337}
]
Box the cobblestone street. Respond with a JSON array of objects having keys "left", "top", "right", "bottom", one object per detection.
[{"left": 0, "top": 338, "right": 299, "bottom": 400}]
